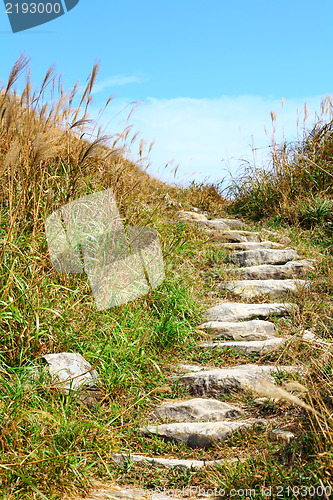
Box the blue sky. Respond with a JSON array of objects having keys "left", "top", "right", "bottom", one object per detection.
[{"left": 1, "top": 1, "right": 333, "bottom": 185}]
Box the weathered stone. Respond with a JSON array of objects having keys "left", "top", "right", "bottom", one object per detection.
[
  {"left": 178, "top": 210, "right": 207, "bottom": 221},
  {"left": 221, "top": 241, "right": 284, "bottom": 251},
  {"left": 199, "top": 337, "right": 285, "bottom": 355},
  {"left": 217, "top": 218, "right": 247, "bottom": 229},
  {"left": 302, "top": 330, "right": 316, "bottom": 340},
  {"left": 43, "top": 352, "right": 99, "bottom": 393},
  {"left": 140, "top": 419, "right": 266, "bottom": 449},
  {"left": 112, "top": 453, "right": 236, "bottom": 469},
  {"left": 229, "top": 249, "right": 300, "bottom": 267},
  {"left": 207, "top": 230, "right": 261, "bottom": 243},
  {"left": 201, "top": 219, "right": 230, "bottom": 230},
  {"left": 199, "top": 319, "right": 276, "bottom": 341},
  {"left": 151, "top": 398, "right": 243, "bottom": 422},
  {"left": 231, "top": 259, "right": 316, "bottom": 280},
  {"left": 219, "top": 279, "right": 309, "bottom": 300},
  {"left": 204, "top": 302, "right": 295, "bottom": 322},
  {"left": 261, "top": 229, "right": 292, "bottom": 246},
  {"left": 168, "top": 364, "right": 213, "bottom": 381},
  {"left": 269, "top": 429, "right": 295, "bottom": 445},
  {"left": 179, "top": 364, "right": 297, "bottom": 396}
]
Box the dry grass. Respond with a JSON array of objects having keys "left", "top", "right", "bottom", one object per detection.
[{"left": 1, "top": 55, "right": 333, "bottom": 498}]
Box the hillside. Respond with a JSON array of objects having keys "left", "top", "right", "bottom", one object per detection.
[{"left": 0, "top": 57, "right": 333, "bottom": 500}]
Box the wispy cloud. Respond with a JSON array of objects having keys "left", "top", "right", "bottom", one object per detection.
[
  {"left": 93, "top": 74, "right": 148, "bottom": 94},
  {"left": 93, "top": 94, "right": 327, "bottom": 185}
]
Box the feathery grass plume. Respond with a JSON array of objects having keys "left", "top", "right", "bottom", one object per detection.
[{"left": 255, "top": 378, "right": 320, "bottom": 417}]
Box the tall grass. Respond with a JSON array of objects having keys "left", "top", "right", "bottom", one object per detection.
[
  {"left": 228, "top": 96, "right": 333, "bottom": 234},
  {"left": 0, "top": 56, "right": 209, "bottom": 498}
]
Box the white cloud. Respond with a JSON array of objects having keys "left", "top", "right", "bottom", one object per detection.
[
  {"left": 92, "top": 74, "right": 148, "bottom": 94},
  {"left": 93, "top": 94, "right": 328, "bottom": 186}
]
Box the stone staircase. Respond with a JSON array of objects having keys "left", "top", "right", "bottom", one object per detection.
[{"left": 79, "top": 212, "right": 318, "bottom": 499}]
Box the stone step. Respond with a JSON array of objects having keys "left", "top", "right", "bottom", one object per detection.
[
  {"left": 221, "top": 241, "right": 284, "bottom": 251},
  {"left": 229, "top": 249, "right": 300, "bottom": 267},
  {"left": 199, "top": 319, "right": 277, "bottom": 341},
  {"left": 112, "top": 453, "right": 238, "bottom": 469},
  {"left": 207, "top": 230, "right": 261, "bottom": 243},
  {"left": 230, "top": 259, "right": 316, "bottom": 280},
  {"left": 199, "top": 337, "right": 285, "bottom": 355},
  {"left": 194, "top": 219, "right": 247, "bottom": 231},
  {"left": 219, "top": 279, "right": 309, "bottom": 300},
  {"left": 204, "top": 302, "right": 295, "bottom": 322},
  {"left": 151, "top": 398, "right": 243, "bottom": 422},
  {"left": 178, "top": 363, "right": 297, "bottom": 396},
  {"left": 140, "top": 419, "right": 267, "bottom": 449},
  {"left": 178, "top": 212, "right": 246, "bottom": 230},
  {"left": 198, "top": 219, "right": 230, "bottom": 230}
]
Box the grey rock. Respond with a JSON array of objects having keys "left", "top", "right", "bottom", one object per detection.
[
  {"left": 269, "top": 429, "right": 295, "bottom": 445},
  {"left": 112, "top": 453, "right": 235, "bottom": 469},
  {"left": 177, "top": 364, "right": 212, "bottom": 372},
  {"left": 199, "top": 337, "right": 285, "bottom": 355},
  {"left": 151, "top": 398, "right": 243, "bottom": 422},
  {"left": 207, "top": 230, "right": 261, "bottom": 243},
  {"left": 178, "top": 210, "right": 207, "bottom": 221},
  {"left": 204, "top": 302, "right": 295, "bottom": 322},
  {"left": 302, "top": 330, "right": 316, "bottom": 340},
  {"left": 229, "top": 249, "right": 300, "bottom": 267},
  {"left": 81, "top": 486, "right": 147, "bottom": 500},
  {"left": 199, "top": 219, "right": 246, "bottom": 230},
  {"left": 217, "top": 218, "right": 247, "bottom": 229},
  {"left": 219, "top": 279, "right": 309, "bottom": 300},
  {"left": 140, "top": 419, "right": 266, "bottom": 449},
  {"left": 179, "top": 364, "right": 297, "bottom": 396},
  {"left": 199, "top": 319, "right": 276, "bottom": 341},
  {"left": 43, "top": 352, "right": 99, "bottom": 393},
  {"left": 221, "top": 241, "right": 284, "bottom": 251},
  {"left": 231, "top": 259, "right": 316, "bottom": 280}
]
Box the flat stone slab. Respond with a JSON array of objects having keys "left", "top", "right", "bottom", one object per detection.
[
  {"left": 229, "top": 249, "right": 300, "bottom": 267},
  {"left": 219, "top": 279, "right": 309, "bottom": 300},
  {"left": 204, "top": 302, "right": 295, "bottom": 322},
  {"left": 199, "top": 319, "right": 276, "bottom": 341},
  {"left": 112, "top": 453, "right": 237, "bottom": 469},
  {"left": 198, "top": 219, "right": 246, "bottom": 230},
  {"left": 140, "top": 419, "right": 266, "bottom": 449},
  {"left": 261, "top": 229, "right": 292, "bottom": 245},
  {"left": 151, "top": 398, "right": 243, "bottom": 422},
  {"left": 207, "top": 230, "right": 261, "bottom": 243},
  {"left": 81, "top": 483, "right": 228, "bottom": 500},
  {"left": 43, "top": 352, "right": 99, "bottom": 393},
  {"left": 179, "top": 364, "right": 296, "bottom": 396},
  {"left": 199, "top": 337, "right": 285, "bottom": 355},
  {"left": 178, "top": 210, "right": 207, "bottom": 221},
  {"left": 231, "top": 259, "right": 316, "bottom": 280},
  {"left": 217, "top": 218, "right": 247, "bottom": 229},
  {"left": 221, "top": 241, "right": 283, "bottom": 251}
]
